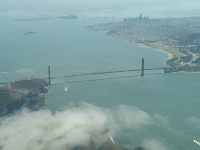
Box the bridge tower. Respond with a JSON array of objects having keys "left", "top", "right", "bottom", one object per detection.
[
  {"left": 48, "top": 66, "right": 51, "bottom": 85},
  {"left": 141, "top": 58, "right": 144, "bottom": 77}
]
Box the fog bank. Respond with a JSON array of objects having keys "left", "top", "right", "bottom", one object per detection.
[{"left": 0, "top": 104, "right": 152, "bottom": 150}]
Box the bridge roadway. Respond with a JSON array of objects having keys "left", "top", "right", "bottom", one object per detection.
[{"left": 46, "top": 67, "right": 170, "bottom": 80}]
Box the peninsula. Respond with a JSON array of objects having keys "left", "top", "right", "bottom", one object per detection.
[
  {"left": 87, "top": 16, "right": 200, "bottom": 72},
  {"left": 0, "top": 78, "right": 48, "bottom": 116}
]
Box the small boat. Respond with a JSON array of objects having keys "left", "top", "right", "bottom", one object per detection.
[{"left": 64, "top": 86, "right": 68, "bottom": 91}]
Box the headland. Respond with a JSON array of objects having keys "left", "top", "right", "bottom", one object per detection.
[{"left": 0, "top": 78, "right": 48, "bottom": 116}]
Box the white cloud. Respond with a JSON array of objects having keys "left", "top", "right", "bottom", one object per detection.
[
  {"left": 186, "top": 116, "right": 200, "bottom": 128},
  {"left": 0, "top": 104, "right": 153, "bottom": 150},
  {"left": 0, "top": 106, "right": 109, "bottom": 150},
  {"left": 153, "top": 113, "right": 169, "bottom": 126},
  {"left": 15, "top": 69, "right": 32, "bottom": 74},
  {"left": 111, "top": 105, "right": 152, "bottom": 129},
  {"left": 142, "top": 139, "right": 171, "bottom": 150}
]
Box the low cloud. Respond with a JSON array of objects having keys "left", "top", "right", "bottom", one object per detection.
[
  {"left": 0, "top": 104, "right": 152, "bottom": 150},
  {"left": 186, "top": 116, "right": 200, "bottom": 128},
  {"left": 110, "top": 105, "right": 152, "bottom": 129},
  {"left": 142, "top": 139, "right": 170, "bottom": 150},
  {"left": 15, "top": 69, "right": 32, "bottom": 75},
  {"left": 153, "top": 113, "right": 169, "bottom": 126}
]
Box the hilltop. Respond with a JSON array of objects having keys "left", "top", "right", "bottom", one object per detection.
[{"left": 0, "top": 78, "right": 48, "bottom": 116}]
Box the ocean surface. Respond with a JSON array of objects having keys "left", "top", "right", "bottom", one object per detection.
[{"left": 0, "top": 16, "right": 200, "bottom": 150}]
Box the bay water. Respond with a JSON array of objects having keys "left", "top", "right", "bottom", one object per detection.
[{"left": 0, "top": 16, "right": 200, "bottom": 150}]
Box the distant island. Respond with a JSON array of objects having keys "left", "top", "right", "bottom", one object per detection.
[
  {"left": 0, "top": 78, "right": 48, "bottom": 116},
  {"left": 87, "top": 15, "right": 200, "bottom": 72},
  {"left": 24, "top": 31, "right": 37, "bottom": 35},
  {"left": 58, "top": 15, "right": 78, "bottom": 19}
]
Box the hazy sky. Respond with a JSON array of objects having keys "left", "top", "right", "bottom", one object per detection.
[{"left": 0, "top": 0, "right": 200, "bottom": 17}]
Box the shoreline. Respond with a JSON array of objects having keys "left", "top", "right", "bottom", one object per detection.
[
  {"left": 110, "top": 34, "right": 200, "bottom": 72},
  {"left": 114, "top": 34, "right": 176, "bottom": 68},
  {"left": 137, "top": 43, "right": 174, "bottom": 60},
  {"left": 113, "top": 34, "right": 175, "bottom": 61}
]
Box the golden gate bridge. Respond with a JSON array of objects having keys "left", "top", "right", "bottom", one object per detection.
[
  {"left": 45, "top": 58, "right": 171, "bottom": 85},
  {"left": 0, "top": 58, "right": 172, "bottom": 85}
]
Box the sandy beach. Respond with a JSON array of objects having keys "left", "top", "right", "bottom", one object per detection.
[{"left": 137, "top": 43, "right": 174, "bottom": 60}]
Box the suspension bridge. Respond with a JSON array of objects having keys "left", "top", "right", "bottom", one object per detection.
[{"left": 0, "top": 58, "right": 172, "bottom": 85}]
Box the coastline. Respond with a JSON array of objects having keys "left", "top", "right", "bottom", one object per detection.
[
  {"left": 113, "top": 34, "right": 175, "bottom": 68},
  {"left": 114, "top": 34, "right": 175, "bottom": 60},
  {"left": 137, "top": 43, "right": 174, "bottom": 60},
  {"left": 110, "top": 33, "right": 175, "bottom": 62},
  {"left": 108, "top": 33, "right": 200, "bottom": 72}
]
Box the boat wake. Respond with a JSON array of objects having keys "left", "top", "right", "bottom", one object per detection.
[
  {"left": 193, "top": 140, "right": 200, "bottom": 146},
  {"left": 109, "top": 132, "right": 115, "bottom": 144},
  {"left": 64, "top": 86, "right": 68, "bottom": 92}
]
